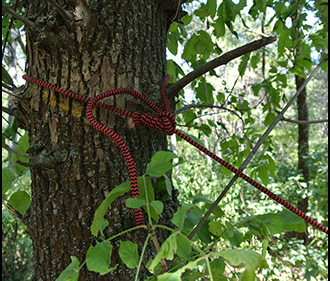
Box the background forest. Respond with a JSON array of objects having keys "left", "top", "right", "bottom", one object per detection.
[{"left": 2, "top": 0, "right": 328, "bottom": 280}]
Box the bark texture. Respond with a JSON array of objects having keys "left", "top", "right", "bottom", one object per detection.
[
  {"left": 15, "top": 0, "right": 184, "bottom": 280},
  {"left": 295, "top": 74, "right": 309, "bottom": 244}
]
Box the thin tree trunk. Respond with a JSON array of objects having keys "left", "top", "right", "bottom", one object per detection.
[
  {"left": 295, "top": 74, "right": 309, "bottom": 244},
  {"left": 289, "top": 0, "right": 309, "bottom": 244},
  {"left": 16, "top": 1, "right": 183, "bottom": 280}
]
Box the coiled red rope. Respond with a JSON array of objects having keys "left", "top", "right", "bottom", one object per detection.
[{"left": 22, "top": 74, "right": 328, "bottom": 234}]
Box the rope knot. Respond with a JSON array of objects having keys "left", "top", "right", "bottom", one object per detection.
[{"left": 132, "top": 111, "right": 176, "bottom": 136}]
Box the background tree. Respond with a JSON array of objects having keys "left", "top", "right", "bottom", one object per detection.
[{"left": 2, "top": 0, "right": 328, "bottom": 280}]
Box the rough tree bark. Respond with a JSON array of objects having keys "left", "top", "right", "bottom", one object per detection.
[
  {"left": 289, "top": 0, "right": 309, "bottom": 244},
  {"left": 14, "top": 1, "right": 184, "bottom": 280},
  {"left": 295, "top": 74, "right": 309, "bottom": 244}
]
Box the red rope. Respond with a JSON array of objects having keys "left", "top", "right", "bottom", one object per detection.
[{"left": 22, "top": 74, "right": 328, "bottom": 235}]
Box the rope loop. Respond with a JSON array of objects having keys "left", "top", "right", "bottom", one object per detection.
[{"left": 132, "top": 111, "right": 176, "bottom": 136}]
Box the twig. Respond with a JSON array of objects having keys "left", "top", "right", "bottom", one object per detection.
[
  {"left": 188, "top": 54, "right": 328, "bottom": 240},
  {"left": 281, "top": 117, "right": 328, "bottom": 124},
  {"left": 45, "top": 0, "right": 73, "bottom": 21},
  {"left": 2, "top": 82, "right": 14, "bottom": 92},
  {"left": 167, "top": 36, "right": 277, "bottom": 98},
  {"left": 2, "top": 106, "right": 14, "bottom": 116},
  {"left": 3, "top": 88, "right": 22, "bottom": 99},
  {"left": 2, "top": 4, "right": 35, "bottom": 29},
  {"left": 2, "top": 143, "right": 33, "bottom": 160}
]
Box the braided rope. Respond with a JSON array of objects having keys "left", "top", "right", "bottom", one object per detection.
[{"left": 22, "top": 74, "right": 328, "bottom": 234}]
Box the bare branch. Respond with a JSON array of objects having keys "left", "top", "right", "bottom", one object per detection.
[
  {"left": 281, "top": 117, "right": 328, "bottom": 124},
  {"left": 175, "top": 103, "right": 242, "bottom": 120},
  {"left": 167, "top": 36, "right": 277, "bottom": 98},
  {"left": 3, "top": 88, "right": 22, "bottom": 99},
  {"left": 2, "top": 4, "right": 35, "bottom": 29},
  {"left": 2, "top": 106, "right": 14, "bottom": 116},
  {"left": 45, "top": 0, "right": 73, "bottom": 21},
  {"left": 2, "top": 143, "right": 33, "bottom": 160},
  {"left": 188, "top": 54, "right": 328, "bottom": 240},
  {"left": 2, "top": 82, "right": 14, "bottom": 92}
]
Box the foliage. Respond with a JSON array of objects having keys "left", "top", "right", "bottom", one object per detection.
[
  {"left": 54, "top": 150, "right": 327, "bottom": 280},
  {"left": 2, "top": 209, "right": 34, "bottom": 281}
]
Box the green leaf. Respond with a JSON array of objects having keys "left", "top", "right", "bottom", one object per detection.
[
  {"left": 119, "top": 241, "right": 139, "bottom": 269},
  {"left": 264, "top": 111, "right": 276, "bottom": 126},
  {"left": 126, "top": 197, "right": 146, "bottom": 209},
  {"left": 3, "top": 117, "right": 18, "bottom": 141},
  {"left": 274, "top": 210, "right": 306, "bottom": 233},
  {"left": 244, "top": 210, "right": 306, "bottom": 236},
  {"left": 224, "top": 230, "right": 245, "bottom": 247},
  {"left": 11, "top": 132, "right": 30, "bottom": 174},
  {"left": 214, "top": 17, "right": 226, "bottom": 37},
  {"left": 167, "top": 33, "right": 178, "bottom": 55},
  {"left": 207, "top": 258, "right": 226, "bottom": 278},
  {"left": 2, "top": 168, "right": 16, "bottom": 196},
  {"left": 195, "top": 80, "right": 215, "bottom": 105},
  {"left": 167, "top": 60, "right": 185, "bottom": 81},
  {"left": 238, "top": 53, "right": 250, "bottom": 76},
  {"left": 218, "top": 249, "right": 265, "bottom": 281},
  {"left": 176, "top": 234, "right": 192, "bottom": 259},
  {"left": 146, "top": 151, "right": 179, "bottom": 177},
  {"left": 137, "top": 176, "right": 154, "bottom": 203},
  {"left": 206, "top": 0, "right": 217, "bottom": 18},
  {"left": 8, "top": 191, "right": 31, "bottom": 215},
  {"left": 86, "top": 241, "right": 115, "bottom": 274},
  {"left": 277, "top": 27, "right": 291, "bottom": 55},
  {"left": 257, "top": 165, "right": 269, "bottom": 186},
  {"left": 150, "top": 200, "right": 164, "bottom": 215},
  {"left": 153, "top": 174, "right": 172, "bottom": 200},
  {"left": 250, "top": 53, "right": 260, "bottom": 69},
  {"left": 91, "top": 180, "right": 130, "bottom": 237},
  {"left": 171, "top": 204, "right": 194, "bottom": 230},
  {"left": 55, "top": 256, "right": 80, "bottom": 281},
  {"left": 182, "top": 34, "right": 198, "bottom": 62},
  {"left": 143, "top": 200, "right": 164, "bottom": 223},
  {"left": 2, "top": 65, "right": 14, "bottom": 86},
  {"left": 195, "top": 3, "right": 210, "bottom": 19},
  {"left": 265, "top": 153, "right": 276, "bottom": 177},
  {"left": 197, "top": 222, "right": 212, "bottom": 243},
  {"left": 208, "top": 221, "right": 226, "bottom": 236},
  {"left": 180, "top": 131, "right": 206, "bottom": 147},
  {"left": 195, "top": 30, "right": 213, "bottom": 60}
]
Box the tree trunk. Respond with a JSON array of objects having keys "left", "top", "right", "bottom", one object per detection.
[
  {"left": 16, "top": 1, "right": 182, "bottom": 280},
  {"left": 295, "top": 74, "right": 309, "bottom": 244}
]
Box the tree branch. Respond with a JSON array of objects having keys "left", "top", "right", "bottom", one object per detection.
[
  {"left": 2, "top": 4, "right": 35, "bottom": 29},
  {"left": 281, "top": 117, "right": 328, "bottom": 124},
  {"left": 167, "top": 36, "right": 277, "bottom": 98},
  {"left": 2, "top": 143, "right": 33, "bottom": 160},
  {"left": 2, "top": 106, "right": 14, "bottom": 116},
  {"left": 45, "top": 0, "right": 73, "bottom": 21},
  {"left": 188, "top": 54, "right": 328, "bottom": 240}
]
